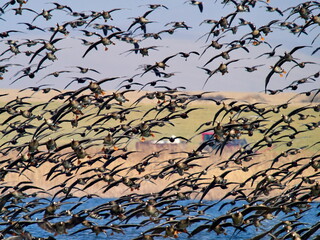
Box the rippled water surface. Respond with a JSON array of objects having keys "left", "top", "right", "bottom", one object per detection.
[{"left": 5, "top": 198, "right": 319, "bottom": 240}]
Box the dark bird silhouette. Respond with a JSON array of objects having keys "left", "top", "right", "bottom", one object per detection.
[
  {"left": 156, "top": 136, "right": 190, "bottom": 143},
  {"left": 51, "top": 2, "right": 73, "bottom": 12},
  {"left": 32, "top": 9, "right": 55, "bottom": 22},
  {"left": 178, "top": 51, "right": 200, "bottom": 60},
  {"left": 0, "top": 30, "right": 22, "bottom": 38},
  {"left": 198, "top": 59, "right": 240, "bottom": 87},
  {"left": 185, "top": 1, "right": 204, "bottom": 13},
  {"left": 72, "top": 66, "right": 100, "bottom": 74},
  {"left": 165, "top": 21, "right": 192, "bottom": 30},
  {"left": 85, "top": 8, "right": 123, "bottom": 26},
  {"left": 285, "top": 61, "right": 318, "bottom": 78},
  {"left": 29, "top": 38, "right": 63, "bottom": 64},
  {"left": 65, "top": 77, "right": 118, "bottom": 101},
  {"left": 121, "top": 46, "right": 160, "bottom": 57},
  {"left": 18, "top": 22, "right": 45, "bottom": 32},
  {"left": 64, "top": 77, "right": 96, "bottom": 89},
  {"left": 19, "top": 84, "right": 60, "bottom": 95},
  {"left": 141, "top": 54, "right": 177, "bottom": 76},
  {"left": 240, "top": 64, "right": 265, "bottom": 72},
  {"left": 127, "top": 10, "right": 155, "bottom": 34},
  {"left": 203, "top": 47, "right": 247, "bottom": 67},
  {"left": 37, "top": 70, "right": 72, "bottom": 83},
  {"left": 141, "top": 4, "right": 168, "bottom": 10},
  {"left": 255, "top": 44, "right": 282, "bottom": 59},
  {"left": 264, "top": 45, "right": 310, "bottom": 91},
  {"left": 265, "top": 6, "right": 284, "bottom": 16},
  {"left": 82, "top": 31, "right": 123, "bottom": 58}
]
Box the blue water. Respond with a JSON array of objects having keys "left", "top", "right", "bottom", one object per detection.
[{"left": 2, "top": 198, "right": 319, "bottom": 240}]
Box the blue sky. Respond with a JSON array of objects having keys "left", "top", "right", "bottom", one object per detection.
[{"left": 0, "top": 0, "right": 319, "bottom": 92}]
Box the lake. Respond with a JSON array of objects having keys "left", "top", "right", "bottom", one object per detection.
[{"left": 3, "top": 197, "right": 319, "bottom": 240}]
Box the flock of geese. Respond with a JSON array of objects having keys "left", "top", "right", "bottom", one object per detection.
[{"left": 0, "top": 0, "right": 319, "bottom": 239}]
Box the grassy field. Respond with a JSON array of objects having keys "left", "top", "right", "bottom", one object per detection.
[
  {"left": 0, "top": 89, "right": 319, "bottom": 200},
  {"left": 1, "top": 141, "right": 317, "bottom": 200},
  {"left": 1, "top": 90, "right": 319, "bottom": 152}
]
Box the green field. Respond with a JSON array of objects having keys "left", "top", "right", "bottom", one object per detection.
[{"left": 1, "top": 97, "right": 319, "bottom": 155}]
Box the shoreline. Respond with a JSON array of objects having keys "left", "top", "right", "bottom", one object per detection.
[{"left": 0, "top": 88, "right": 313, "bottom": 105}]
